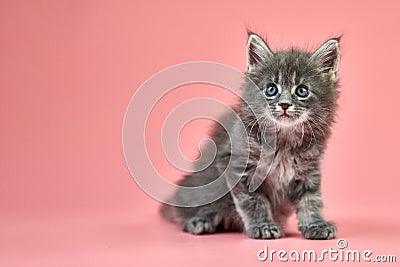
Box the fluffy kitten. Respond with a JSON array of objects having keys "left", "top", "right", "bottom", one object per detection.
[{"left": 161, "top": 32, "right": 340, "bottom": 239}]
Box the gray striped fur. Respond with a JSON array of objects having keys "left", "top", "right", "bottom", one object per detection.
[{"left": 160, "top": 32, "right": 340, "bottom": 239}]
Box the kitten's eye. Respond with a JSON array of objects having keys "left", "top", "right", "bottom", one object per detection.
[
  {"left": 295, "top": 86, "right": 309, "bottom": 98},
  {"left": 264, "top": 84, "right": 278, "bottom": 97}
]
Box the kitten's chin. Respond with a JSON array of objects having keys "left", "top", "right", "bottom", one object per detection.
[
  {"left": 275, "top": 116, "right": 297, "bottom": 127},
  {"left": 272, "top": 112, "right": 305, "bottom": 128}
]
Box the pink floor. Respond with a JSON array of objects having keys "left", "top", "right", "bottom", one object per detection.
[
  {"left": 2, "top": 206, "right": 399, "bottom": 266},
  {"left": 1, "top": 1, "right": 400, "bottom": 266}
]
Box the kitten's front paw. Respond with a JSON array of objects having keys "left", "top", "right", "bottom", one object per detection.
[
  {"left": 299, "top": 221, "right": 337, "bottom": 240},
  {"left": 182, "top": 217, "right": 215, "bottom": 235},
  {"left": 246, "top": 221, "right": 283, "bottom": 239}
]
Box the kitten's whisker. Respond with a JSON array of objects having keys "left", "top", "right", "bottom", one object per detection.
[
  {"left": 304, "top": 119, "right": 317, "bottom": 148},
  {"left": 308, "top": 118, "right": 325, "bottom": 134},
  {"left": 300, "top": 122, "right": 305, "bottom": 146},
  {"left": 308, "top": 116, "right": 329, "bottom": 137}
]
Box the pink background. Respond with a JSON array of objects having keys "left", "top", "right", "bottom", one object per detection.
[{"left": 1, "top": 0, "right": 400, "bottom": 266}]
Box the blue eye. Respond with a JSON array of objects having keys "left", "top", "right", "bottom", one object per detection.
[
  {"left": 264, "top": 84, "right": 278, "bottom": 97},
  {"left": 295, "top": 86, "right": 309, "bottom": 98}
]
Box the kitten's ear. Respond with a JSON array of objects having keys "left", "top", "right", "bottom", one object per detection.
[
  {"left": 311, "top": 38, "right": 341, "bottom": 81},
  {"left": 246, "top": 33, "right": 273, "bottom": 72}
]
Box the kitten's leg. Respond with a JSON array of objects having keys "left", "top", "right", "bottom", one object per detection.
[
  {"left": 230, "top": 183, "right": 283, "bottom": 239},
  {"left": 295, "top": 177, "right": 336, "bottom": 240}
]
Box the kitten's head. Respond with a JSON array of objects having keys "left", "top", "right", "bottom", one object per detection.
[{"left": 244, "top": 32, "right": 340, "bottom": 129}]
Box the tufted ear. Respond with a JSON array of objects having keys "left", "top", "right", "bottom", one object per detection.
[
  {"left": 311, "top": 38, "right": 341, "bottom": 81},
  {"left": 246, "top": 33, "right": 273, "bottom": 73}
]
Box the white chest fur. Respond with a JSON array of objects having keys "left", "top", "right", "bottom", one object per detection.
[{"left": 271, "top": 149, "right": 297, "bottom": 187}]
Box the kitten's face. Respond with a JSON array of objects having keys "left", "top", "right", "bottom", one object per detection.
[{"left": 245, "top": 33, "right": 340, "bottom": 128}]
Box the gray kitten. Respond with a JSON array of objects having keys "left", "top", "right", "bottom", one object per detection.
[{"left": 161, "top": 32, "right": 340, "bottom": 240}]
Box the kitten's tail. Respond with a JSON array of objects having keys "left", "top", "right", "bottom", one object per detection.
[{"left": 159, "top": 203, "right": 179, "bottom": 224}]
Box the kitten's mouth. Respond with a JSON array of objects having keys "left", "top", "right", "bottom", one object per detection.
[
  {"left": 278, "top": 111, "right": 295, "bottom": 119},
  {"left": 273, "top": 111, "right": 299, "bottom": 126},
  {"left": 280, "top": 113, "right": 291, "bottom": 118},
  {"left": 272, "top": 110, "right": 310, "bottom": 128}
]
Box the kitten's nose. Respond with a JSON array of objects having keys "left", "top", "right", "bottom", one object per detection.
[{"left": 279, "top": 103, "right": 291, "bottom": 111}]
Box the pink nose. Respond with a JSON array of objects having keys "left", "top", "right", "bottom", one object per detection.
[{"left": 279, "top": 103, "right": 291, "bottom": 110}]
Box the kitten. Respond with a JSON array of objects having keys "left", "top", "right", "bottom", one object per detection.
[{"left": 161, "top": 32, "right": 340, "bottom": 240}]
